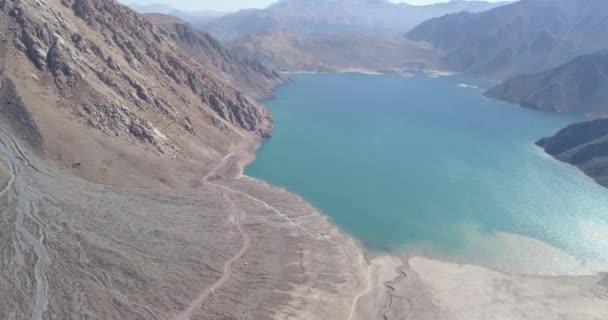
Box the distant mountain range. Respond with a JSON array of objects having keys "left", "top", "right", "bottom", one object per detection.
[
  {"left": 403, "top": 0, "right": 608, "bottom": 189},
  {"left": 127, "top": 3, "right": 228, "bottom": 24},
  {"left": 407, "top": 0, "right": 608, "bottom": 80},
  {"left": 201, "top": 0, "right": 511, "bottom": 41},
  {"left": 126, "top": 3, "right": 176, "bottom": 14},
  {"left": 228, "top": 30, "right": 438, "bottom": 74}
]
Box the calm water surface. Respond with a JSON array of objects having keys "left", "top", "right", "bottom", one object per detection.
[{"left": 246, "top": 73, "right": 608, "bottom": 275}]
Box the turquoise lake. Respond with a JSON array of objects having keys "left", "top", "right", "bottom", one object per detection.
[{"left": 246, "top": 73, "right": 608, "bottom": 275}]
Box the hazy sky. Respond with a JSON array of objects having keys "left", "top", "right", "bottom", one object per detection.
[{"left": 124, "top": 0, "right": 506, "bottom": 12}]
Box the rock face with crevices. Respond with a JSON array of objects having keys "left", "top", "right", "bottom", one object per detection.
[
  {"left": 0, "top": 0, "right": 276, "bottom": 164},
  {"left": 144, "top": 13, "right": 286, "bottom": 100}
]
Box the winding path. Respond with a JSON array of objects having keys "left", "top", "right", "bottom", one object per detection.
[
  {"left": 176, "top": 153, "right": 364, "bottom": 320},
  {"left": 174, "top": 155, "right": 251, "bottom": 320},
  {"left": 207, "top": 155, "right": 353, "bottom": 249}
]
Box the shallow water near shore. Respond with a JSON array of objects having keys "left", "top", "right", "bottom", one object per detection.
[{"left": 246, "top": 73, "right": 608, "bottom": 275}]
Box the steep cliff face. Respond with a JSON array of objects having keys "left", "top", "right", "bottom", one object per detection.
[
  {"left": 144, "top": 13, "right": 286, "bottom": 100},
  {"left": 0, "top": 0, "right": 273, "bottom": 183},
  {"left": 537, "top": 118, "right": 608, "bottom": 187},
  {"left": 486, "top": 50, "right": 608, "bottom": 116}
]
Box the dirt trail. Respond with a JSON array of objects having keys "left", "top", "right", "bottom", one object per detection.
[
  {"left": 208, "top": 154, "right": 354, "bottom": 250},
  {"left": 174, "top": 156, "right": 252, "bottom": 320},
  {"left": 177, "top": 152, "right": 363, "bottom": 320}
]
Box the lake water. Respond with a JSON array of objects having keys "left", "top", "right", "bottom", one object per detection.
[{"left": 246, "top": 73, "right": 608, "bottom": 275}]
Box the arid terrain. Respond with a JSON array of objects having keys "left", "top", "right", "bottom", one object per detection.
[
  {"left": 2, "top": 0, "right": 608, "bottom": 319},
  {"left": 0, "top": 115, "right": 369, "bottom": 319},
  {"left": 3, "top": 116, "right": 608, "bottom": 320}
]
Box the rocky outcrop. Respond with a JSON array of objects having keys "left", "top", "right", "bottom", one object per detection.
[
  {"left": 144, "top": 13, "right": 286, "bottom": 100},
  {"left": 537, "top": 118, "right": 608, "bottom": 187},
  {"left": 1, "top": 0, "right": 273, "bottom": 159}
]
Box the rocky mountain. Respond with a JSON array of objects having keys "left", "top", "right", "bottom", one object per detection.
[
  {"left": 145, "top": 13, "right": 286, "bottom": 99},
  {"left": 407, "top": 0, "right": 608, "bottom": 80},
  {"left": 228, "top": 30, "right": 439, "bottom": 74},
  {"left": 537, "top": 118, "right": 608, "bottom": 187},
  {"left": 486, "top": 50, "right": 608, "bottom": 116},
  {"left": 0, "top": 2, "right": 376, "bottom": 320},
  {"left": 202, "top": 0, "right": 511, "bottom": 41},
  {"left": 0, "top": 0, "right": 282, "bottom": 185}
]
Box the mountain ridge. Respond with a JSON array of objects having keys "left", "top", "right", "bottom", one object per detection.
[
  {"left": 407, "top": 0, "right": 608, "bottom": 80},
  {"left": 201, "top": 0, "right": 511, "bottom": 41},
  {"left": 486, "top": 50, "right": 608, "bottom": 116},
  {"left": 0, "top": 0, "right": 280, "bottom": 186},
  {"left": 126, "top": 3, "right": 228, "bottom": 24},
  {"left": 144, "top": 13, "right": 287, "bottom": 99}
]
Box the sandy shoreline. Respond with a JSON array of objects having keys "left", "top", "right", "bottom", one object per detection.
[
  {"left": 283, "top": 67, "right": 415, "bottom": 77},
  {"left": 289, "top": 68, "right": 452, "bottom": 78},
  {"left": 228, "top": 136, "right": 608, "bottom": 319}
]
